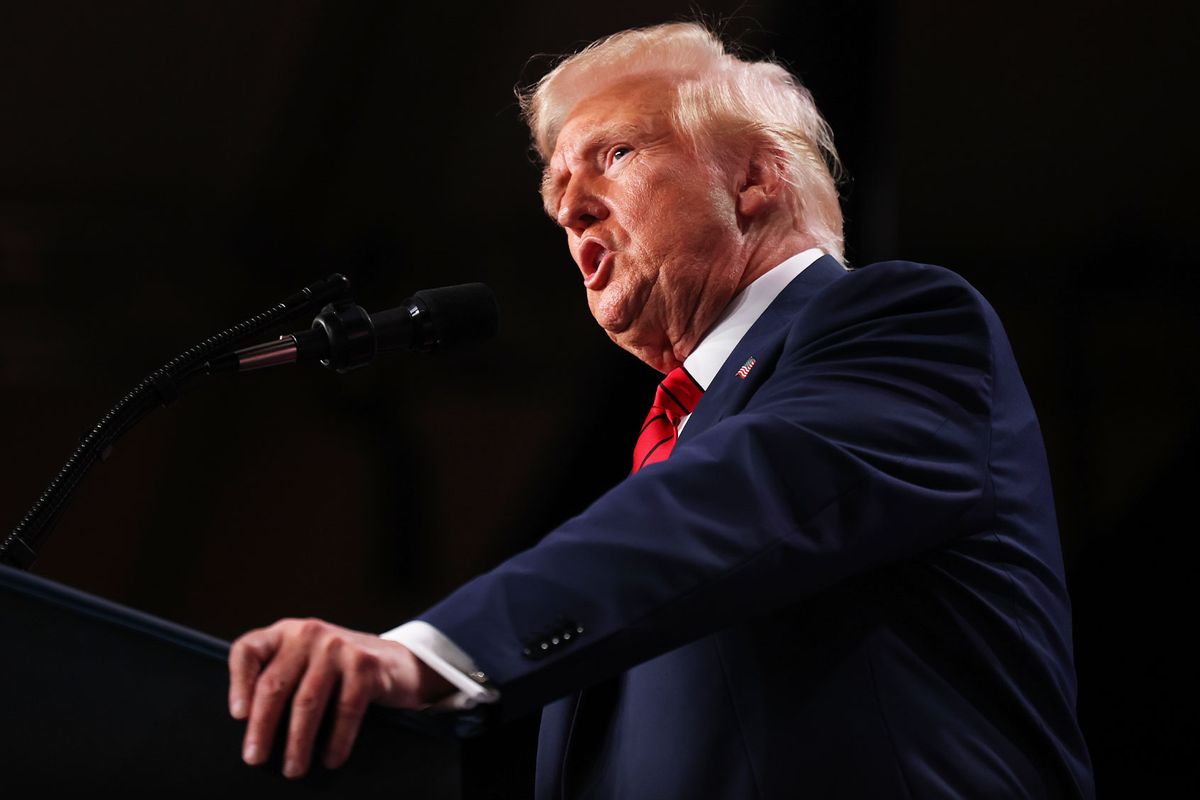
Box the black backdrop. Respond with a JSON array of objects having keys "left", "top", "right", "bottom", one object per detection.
[{"left": 2, "top": 1, "right": 1196, "bottom": 795}]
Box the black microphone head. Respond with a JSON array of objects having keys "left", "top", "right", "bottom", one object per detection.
[{"left": 410, "top": 283, "right": 499, "bottom": 350}]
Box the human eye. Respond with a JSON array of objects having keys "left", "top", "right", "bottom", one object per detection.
[{"left": 606, "top": 145, "right": 632, "bottom": 169}]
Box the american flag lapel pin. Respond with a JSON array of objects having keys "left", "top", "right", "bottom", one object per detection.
[{"left": 735, "top": 356, "right": 757, "bottom": 379}]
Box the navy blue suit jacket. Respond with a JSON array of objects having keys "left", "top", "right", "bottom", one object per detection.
[{"left": 421, "top": 257, "right": 1094, "bottom": 798}]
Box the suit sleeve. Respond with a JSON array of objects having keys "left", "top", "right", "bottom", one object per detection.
[{"left": 419, "top": 262, "right": 996, "bottom": 720}]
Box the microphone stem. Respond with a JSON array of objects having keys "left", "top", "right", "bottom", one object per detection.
[{"left": 230, "top": 338, "right": 299, "bottom": 371}]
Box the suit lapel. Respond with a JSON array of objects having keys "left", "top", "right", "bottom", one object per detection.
[{"left": 679, "top": 255, "right": 847, "bottom": 444}]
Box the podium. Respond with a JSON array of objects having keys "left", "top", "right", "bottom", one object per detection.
[{"left": 0, "top": 564, "right": 462, "bottom": 796}]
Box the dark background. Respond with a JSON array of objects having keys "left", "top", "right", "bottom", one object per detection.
[{"left": 2, "top": 1, "right": 1195, "bottom": 795}]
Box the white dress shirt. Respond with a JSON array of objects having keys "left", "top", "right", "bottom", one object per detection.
[{"left": 382, "top": 247, "right": 831, "bottom": 708}]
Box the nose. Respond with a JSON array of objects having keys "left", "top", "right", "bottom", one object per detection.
[{"left": 556, "top": 175, "right": 608, "bottom": 235}]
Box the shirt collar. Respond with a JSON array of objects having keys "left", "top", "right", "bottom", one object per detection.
[{"left": 683, "top": 248, "right": 828, "bottom": 390}]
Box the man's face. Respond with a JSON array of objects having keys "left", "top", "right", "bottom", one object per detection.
[{"left": 543, "top": 77, "right": 747, "bottom": 372}]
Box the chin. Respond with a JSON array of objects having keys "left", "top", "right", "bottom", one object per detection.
[{"left": 590, "top": 292, "right": 633, "bottom": 332}]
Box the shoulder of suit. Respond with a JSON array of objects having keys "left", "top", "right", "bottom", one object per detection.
[
  {"left": 846, "top": 259, "right": 972, "bottom": 285},
  {"left": 827, "top": 259, "right": 988, "bottom": 307},
  {"left": 788, "top": 259, "right": 997, "bottom": 337}
]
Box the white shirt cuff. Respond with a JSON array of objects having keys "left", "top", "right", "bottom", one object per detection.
[{"left": 380, "top": 620, "right": 500, "bottom": 710}]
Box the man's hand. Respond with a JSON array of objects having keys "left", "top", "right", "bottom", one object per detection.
[{"left": 228, "top": 618, "right": 455, "bottom": 779}]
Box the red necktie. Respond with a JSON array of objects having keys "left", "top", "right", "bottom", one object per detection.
[{"left": 632, "top": 366, "right": 704, "bottom": 473}]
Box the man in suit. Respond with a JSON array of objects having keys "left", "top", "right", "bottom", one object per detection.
[{"left": 228, "top": 22, "right": 1094, "bottom": 797}]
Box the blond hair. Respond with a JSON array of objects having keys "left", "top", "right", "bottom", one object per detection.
[{"left": 520, "top": 22, "right": 845, "bottom": 261}]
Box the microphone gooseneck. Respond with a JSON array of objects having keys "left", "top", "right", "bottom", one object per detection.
[
  {"left": 1, "top": 273, "right": 355, "bottom": 570},
  {"left": 2, "top": 274, "right": 498, "bottom": 570}
]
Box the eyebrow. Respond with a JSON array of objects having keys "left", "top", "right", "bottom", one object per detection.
[{"left": 540, "top": 170, "right": 561, "bottom": 219}]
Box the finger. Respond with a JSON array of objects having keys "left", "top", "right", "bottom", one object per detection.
[
  {"left": 282, "top": 641, "right": 340, "bottom": 779},
  {"left": 322, "top": 657, "right": 374, "bottom": 770},
  {"left": 228, "top": 626, "right": 280, "bottom": 720},
  {"left": 242, "top": 647, "right": 309, "bottom": 766}
]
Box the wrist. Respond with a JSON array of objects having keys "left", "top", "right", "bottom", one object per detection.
[{"left": 405, "top": 646, "right": 457, "bottom": 706}]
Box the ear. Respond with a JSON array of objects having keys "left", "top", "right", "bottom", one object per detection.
[{"left": 735, "top": 149, "right": 785, "bottom": 221}]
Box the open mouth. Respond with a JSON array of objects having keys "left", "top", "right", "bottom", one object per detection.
[{"left": 579, "top": 238, "right": 613, "bottom": 289}]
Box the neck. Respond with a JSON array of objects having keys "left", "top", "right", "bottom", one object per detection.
[
  {"left": 652, "top": 228, "right": 817, "bottom": 372},
  {"left": 735, "top": 226, "right": 818, "bottom": 294}
]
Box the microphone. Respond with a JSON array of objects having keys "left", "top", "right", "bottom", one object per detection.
[{"left": 210, "top": 282, "right": 499, "bottom": 374}]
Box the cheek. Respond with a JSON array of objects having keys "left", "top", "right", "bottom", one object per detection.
[
  {"left": 622, "top": 198, "right": 686, "bottom": 261},
  {"left": 635, "top": 214, "right": 675, "bottom": 256},
  {"left": 615, "top": 165, "right": 738, "bottom": 266},
  {"left": 620, "top": 171, "right": 673, "bottom": 232}
]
